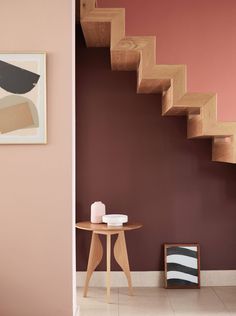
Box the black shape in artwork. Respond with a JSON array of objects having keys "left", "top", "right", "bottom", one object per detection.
[
  {"left": 167, "top": 279, "right": 197, "bottom": 286},
  {"left": 167, "top": 263, "right": 198, "bottom": 277},
  {"left": 0, "top": 60, "right": 40, "bottom": 94},
  {"left": 167, "top": 246, "right": 197, "bottom": 259}
]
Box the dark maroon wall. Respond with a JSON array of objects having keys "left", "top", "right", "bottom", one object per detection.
[{"left": 76, "top": 26, "right": 236, "bottom": 271}]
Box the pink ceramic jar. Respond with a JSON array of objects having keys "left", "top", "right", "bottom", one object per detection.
[{"left": 90, "top": 201, "right": 106, "bottom": 223}]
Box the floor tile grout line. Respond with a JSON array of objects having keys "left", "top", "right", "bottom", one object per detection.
[
  {"left": 118, "top": 287, "right": 120, "bottom": 316},
  {"left": 211, "top": 286, "right": 231, "bottom": 313},
  {"left": 165, "top": 289, "right": 177, "bottom": 315}
]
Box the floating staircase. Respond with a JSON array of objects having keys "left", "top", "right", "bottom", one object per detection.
[{"left": 78, "top": 0, "right": 236, "bottom": 163}]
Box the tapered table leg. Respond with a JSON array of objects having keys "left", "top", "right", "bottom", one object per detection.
[
  {"left": 114, "top": 231, "right": 133, "bottom": 295},
  {"left": 83, "top": 232, "right": 103, "bottom": 297},
  {"left": 106, "top": 233, "right": 111, "bottom": 302}
]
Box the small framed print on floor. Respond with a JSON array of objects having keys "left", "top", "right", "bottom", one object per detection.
[{"left": 164, "top": 243, "right": 200, "bottom": 289}]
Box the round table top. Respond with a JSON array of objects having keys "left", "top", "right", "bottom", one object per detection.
[{"left": 76, "top": 221, "right": 142, "bottom": 232}]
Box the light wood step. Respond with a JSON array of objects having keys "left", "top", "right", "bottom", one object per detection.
[
  {"left": 81, "top": 9, "right": 125, "bottom": 47},
  {"left": 111, "top": 36, "right": 156, "bottom": 71},
  {"left": 212, "top": 136, "right": 236, "bottom": 163},
  {"left": 139, "top": 65, "right": 186, "bottom": 104}
]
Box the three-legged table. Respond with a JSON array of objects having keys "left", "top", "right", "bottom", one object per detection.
[{"left": 76, "top": 221, "right": 142, "bottom": 301}]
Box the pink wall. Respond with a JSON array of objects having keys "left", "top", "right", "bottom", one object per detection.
[
  {"left": 0, "top": 1, "right": 74, "bottom": 315},
  {"left": 99, "top": 0, "right": 236, "bottom": 121}
]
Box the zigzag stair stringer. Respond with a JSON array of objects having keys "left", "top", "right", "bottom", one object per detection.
[{"left": 79, "top": 0, "right": 236, "bottom": 163}]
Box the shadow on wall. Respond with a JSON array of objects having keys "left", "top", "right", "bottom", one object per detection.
[{"left": 76, "top": 25, "right": 236, "bottom": 272}]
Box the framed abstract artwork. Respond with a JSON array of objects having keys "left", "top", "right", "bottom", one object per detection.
[
  {"left": 0, "top": 53, "right": 46, "bottom": 144},
  {"left": 164, "top": 243, "right": 200, "bottom": 289}
]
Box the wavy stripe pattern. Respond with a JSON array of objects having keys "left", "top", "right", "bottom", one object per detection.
[
  {"left": 167, "top": 254, "right": 198, "bottom": 269},
  {"left": 165, "top": 245, "right": 199, "bottom": 287},
  {"left": 167, "top": 246, "right": 197, "bottom": 259},
  {"left": 167, "top": 271, "right": 198, "bottom": 284},
  {"left": 167, "top": 263, "right": 198, "bottom": 277}
]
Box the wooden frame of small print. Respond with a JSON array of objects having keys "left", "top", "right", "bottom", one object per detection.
[
  {"left": 0, "top": 53, "right": 47, "bottom": 144},
  {"left": 164, "top": 243, "right": 200, "bottom": 289}
]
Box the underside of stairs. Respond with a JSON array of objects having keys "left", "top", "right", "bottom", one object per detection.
[{"left": 78, "top": 0, "right": 236, "bottom": 164}]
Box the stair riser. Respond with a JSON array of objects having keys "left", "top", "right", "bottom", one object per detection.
[
  {"left": 81, "top": 21, "right": 111, "bottom": 47},
  {"left": 111, "top": 50, "right": 140, "bottom": 71},
  {"left": 212, "top": 137, "right": 235, "bottom": 163}
]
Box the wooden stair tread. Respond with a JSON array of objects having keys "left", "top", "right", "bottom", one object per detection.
[
  {"left": 139, "top": 65, "right": 186, "bottom": 100},
  {"left": 169, "top": 93, "right": 214, "bottom": 115},
  {"left": 82, "top": 9, "right": 124, "bottom": 21},
  {"left": 113, "top": 36, "right": 156, "bottom": 51},
  {"left": 144, "top": 65, "right": 186, "bottom": 78},
  {"left": 175, "top": 93, "right": 215, "bottom": 106},
  {"left": 79, "top": 1, "right": 236, "bottom": 164}
]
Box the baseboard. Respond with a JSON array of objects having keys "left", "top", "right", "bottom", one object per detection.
[{"left": 76, "top": 270, "right": 236, "bottom": 287}]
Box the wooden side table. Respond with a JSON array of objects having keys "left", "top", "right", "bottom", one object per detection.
[{"left": 76, "top": 221, "right": 142, "bottom": 301}]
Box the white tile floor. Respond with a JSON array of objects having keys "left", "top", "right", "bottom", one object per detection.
[{"left": 77, "top": 286, "right": 236, "bottom": 316}]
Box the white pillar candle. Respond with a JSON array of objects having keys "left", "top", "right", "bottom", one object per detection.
[{"left": 90, "top": 201, "right": 106, "bottom": 223}]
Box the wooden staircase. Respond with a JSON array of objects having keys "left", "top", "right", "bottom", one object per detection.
[{"left": 78, "top": 0, "right": 236, "bottom": 163}]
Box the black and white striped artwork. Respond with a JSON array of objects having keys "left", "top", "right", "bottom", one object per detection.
[{"left": 164, "top": 244, "right": 200, "bottom": 288}]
